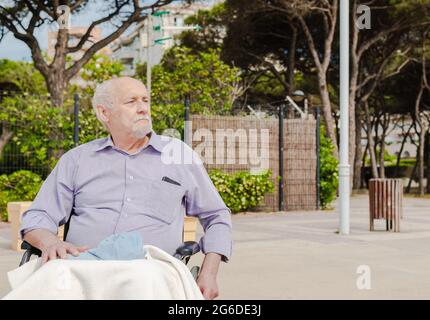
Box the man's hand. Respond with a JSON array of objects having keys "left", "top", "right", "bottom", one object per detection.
[
  {"left": 197, "top": 272, "right": 219, "bottom": 300},
  {"left": 41, "top": 240, "right": 88, "bottom": 264},
  {"left": 23, "top": 229, "right": 88, "bottom": 264},
  {"left": 197, "top": 252, "right": 222, "bottom": 300}
]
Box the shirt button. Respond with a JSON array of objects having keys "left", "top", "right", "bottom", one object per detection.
[
  {"left": 126, "top": 197, "right": 132, "bottom": 202},
  {"left": 129, "top": 175, "right": 134, "bottom": 180}
]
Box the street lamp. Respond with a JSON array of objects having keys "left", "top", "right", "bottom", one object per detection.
[
  {"left": 285, "top": 90, "right": 308, "bottom": 119},
  {"left": 339, "top": 0, "right": 350, "bottom": 235}
]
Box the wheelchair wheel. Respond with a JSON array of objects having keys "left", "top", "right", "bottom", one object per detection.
[{"left": 190, "top": 266, "right": 200, "bottom": 280}]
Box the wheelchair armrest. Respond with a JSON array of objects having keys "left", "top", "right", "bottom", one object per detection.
[
  {"left": 174, "top": 241, "right": 200, "bottom": 261},
  {"left": 19, "top": 241, "right": 42, "bottom": 267}
]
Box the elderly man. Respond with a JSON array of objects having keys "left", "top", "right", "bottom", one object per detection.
[{"left": 20, "top": 77, "right": 232, "bottom": 300}]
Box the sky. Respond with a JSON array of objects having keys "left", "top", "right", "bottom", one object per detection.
[
  {"left": 0, "top": 1, "right": 104, "bottom": 61},
  {"left": 0, "top": 0, "right": 218, "bottom": 61}
]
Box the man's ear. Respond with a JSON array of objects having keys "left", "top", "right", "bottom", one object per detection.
[{"left": 96, "top": 104, "right": 110, "bottom": 123}]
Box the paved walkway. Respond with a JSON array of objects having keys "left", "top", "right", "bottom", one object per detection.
[{"left": 2, "top": 194, "right": 430, "bottom": 299}]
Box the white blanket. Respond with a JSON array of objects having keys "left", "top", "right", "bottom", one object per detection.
[{"left": 3, "top": 245, "right": 204, "bottom": 300}]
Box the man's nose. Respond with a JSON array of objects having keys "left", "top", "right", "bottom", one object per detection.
[{"left": 136, "top": 101, "right": 149, "bottom": 113}]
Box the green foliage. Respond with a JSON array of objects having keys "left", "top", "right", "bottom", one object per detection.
[
  {"left": 80, "top": 54, "right": 124, "bottom": 95},
  {"left": 0, "top": 93, "right": 108, "bottom": 170},
  {"left": 138, "top": 46, "right": 242, "bottom": 134},
  {"left": 0, "top": 95, "right": 75, "bottom": 172},
  {"left": 364, "top": 148, "right": 397, "bottom": 166},
  {"left": 248, "top": 71, "right": 286, "bottom": 102},
  {"left": 209, "top": 169, "right": 274, "bottom": 213},
  {"left": 0, "top": 170, "right": 43, "bottom": 221},
  {"left": 179, "top": 2, "right": 227, "bottom": 53},
  {"left": 0, "top": 59, "right": 47, "bottom": 94},
  {"left": 320, "top": 126, "right": 339, "bottom": 209}
]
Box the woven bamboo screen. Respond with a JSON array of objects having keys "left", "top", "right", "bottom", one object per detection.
[{"left": 190, "top": 115, "right": 317, "bottom": 211}]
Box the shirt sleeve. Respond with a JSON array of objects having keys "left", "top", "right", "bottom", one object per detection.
[
  {"left": 20, "top": 150, "right": 77, "bottom": 239},
  {"left": 184, "top": 150, "right": 233, "bottom": 262}
]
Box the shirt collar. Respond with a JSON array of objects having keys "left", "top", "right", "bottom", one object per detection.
[{"left": 94, "top": 131, "right": 167, "bottom": 154}]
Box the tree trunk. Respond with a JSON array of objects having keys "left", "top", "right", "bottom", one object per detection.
[
  {"left": 407, "top": 152, "right": 419, "bottom": 194},
  {"left": 378, "top": 113, "right": 390, "bottom": 179},
  {"left": 46, "top": 75, "right": 67, "bottom": 107},
  {"left": 0, "top": 126, "right": 13, "bottom": 159},
  {"left": 425, "top": 128, "right": 430, "bottom": 193},
  {"left": 414, "top": 73, "right": 426, "bottom": 195},
  {"left": 319, "top": 76, "right": 338, "bottom": 158},
  {"left": 349, "top": 3, "right": 359, "bottom": 190},
  {"left": 379, "top": 134, "right": 385, "bottom": 178},
  {"left": 418, "top": 122, "right": 426, "bottom": 195},
  {"left": 374, "top": 113, "right": 380, "bottom": 166},
  {"left": 333, "top": 111, "right": 340, "bottom": 151},
  {"left": 353, "top": 108, "right": 363, "bottom": 189},
  {"left": 395, "top": 119, "right": 413, "bottom": 176},
  {"left": 285, "top": 24, "right": 297, "bottom": 119},
  {"left": 364, "top": 101, "right": 379, "bottom": 178},
  {"left": 286, "top": 25, "right": 297, "bottom": 96}
]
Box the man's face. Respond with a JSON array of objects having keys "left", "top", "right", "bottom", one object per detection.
[{"left": 104, "top": 78, "right": 152, "bottom": 139}]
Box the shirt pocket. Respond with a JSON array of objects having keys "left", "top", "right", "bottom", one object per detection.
[{"left": 137, "top": 178, "right": 185, "bottom": 225}]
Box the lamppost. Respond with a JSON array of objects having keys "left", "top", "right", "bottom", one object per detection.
[
  {"left": 285, "top": 89, "right": 308, "bottom": 119},
  {"left": 141, "top": 11, "right": 201, "bottom": 94},
  {"left": 339, "top": 0, "right": 350, "bottom": 235}
]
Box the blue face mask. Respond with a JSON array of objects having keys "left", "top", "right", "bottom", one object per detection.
[{"left": 69, "top": 231, "right": 145, "bottom": 261}]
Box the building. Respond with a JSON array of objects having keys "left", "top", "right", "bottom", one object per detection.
[{"left": 109, "top": 3, "right": 214, "bottom": 75}]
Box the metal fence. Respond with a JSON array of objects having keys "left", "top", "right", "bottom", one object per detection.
[{"left": 186, "top": 98, "right": 321, "bottom": 211}]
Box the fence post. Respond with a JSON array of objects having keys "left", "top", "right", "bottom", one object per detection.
[
  {"left": 279, "top": 104, "right": 285, "bottom": 211},
  {"left": 73, "top": 93, "right": 79, "bottom": 147},
  {"left": 184, "top": 94, "right": 191, "bottom": 146},
  {"left": 315, "top": 107, "right": 321, "bottom": 210}
]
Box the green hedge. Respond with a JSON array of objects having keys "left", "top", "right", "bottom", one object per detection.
[
  {"left": 209, "top": 169, "right": 274, "bottom": 213},
  {"left": 0, "top": 168, "right": 275, "bottom": 220},
  {"left": 0, "top": 170, "right": 43, "bottom": 221},
  {"left": 320, "top": 126, "right": 339, "bottom": 209}
]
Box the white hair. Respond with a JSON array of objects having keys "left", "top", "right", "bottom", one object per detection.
[{"left": 92, "top": 79, "right": 117, "bottom": 125}]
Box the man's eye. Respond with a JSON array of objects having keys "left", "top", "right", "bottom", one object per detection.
[{"left": 126, "top": 100, "right": 134, "bottom": 104}]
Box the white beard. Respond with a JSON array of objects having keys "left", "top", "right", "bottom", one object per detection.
[{"left": 132, "top": 118, "right": 153, "bottom": 139}]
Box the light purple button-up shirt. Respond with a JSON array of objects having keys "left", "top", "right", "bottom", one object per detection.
[{"left": 20, "top": 132, "right": 232, "bottom": 261}]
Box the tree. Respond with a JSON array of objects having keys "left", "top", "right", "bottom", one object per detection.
[
  {"left": 0, "top": 59, "right": 48, "bottom": 158},
  {"left": 376, "top": 27, "right": 430, "bottom": 194},
  {"left": 137, "top": 46, "right": 243, "bottom": 134},
  {"left": 221, "top": 0, "right": 303, "bottom": 102},
  {"left": 79, "top": 54, "right": 124, "bottom": 95},
  {"left": 0, "top": 0, "right": 189, "bottom": 106},
  {"left": 180, "top": 2, "right": 227, "bottom": 54},
  {"left": 283, "top": 0, "right": 339, "bottom": 157},
  {"left": 0, "top": 59, "right": 47, "bottom": 94},
  {"left": 349, "top": 0, "right": 430, "bottom": 188}
]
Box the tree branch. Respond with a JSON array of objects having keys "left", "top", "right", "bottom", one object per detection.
[
  {"left": 65, "top": 0, "right": 173, "bottom": 81},
  {"left": 67, "top": 0, "right": 131, "bottom": 53}
]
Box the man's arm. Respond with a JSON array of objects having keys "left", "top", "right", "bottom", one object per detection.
[
  {"left": 197, "top": 253, "right": 222, "bottom": 299},
  {"left": 183, "top": 148, "right": 233, "bottom": 299},
  {"left": 20, "top": 150, "right": 87, "bottom": 262}
]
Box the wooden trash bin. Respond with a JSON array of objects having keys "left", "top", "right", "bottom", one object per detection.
[{"left": 369, "top": 178, "right": 403, "bottom": 232}]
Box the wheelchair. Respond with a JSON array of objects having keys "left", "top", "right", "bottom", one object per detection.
[{"left": 19, "top": 213, "right": 201, "bottom": 280}]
